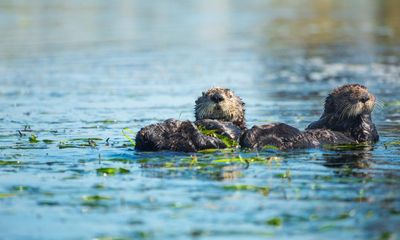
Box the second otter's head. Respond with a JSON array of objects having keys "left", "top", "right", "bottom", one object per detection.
[
  {"left": 323, "top": 84, "right": 376, "bottom": 119},
  {"left": 195, "top": 87, "right": 245, "bottom": 129}
]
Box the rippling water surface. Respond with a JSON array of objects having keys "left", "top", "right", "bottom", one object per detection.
[{"left": 0, "top": 1, "right": 400, "bottom": 239}]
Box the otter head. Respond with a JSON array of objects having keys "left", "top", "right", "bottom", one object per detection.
[
  {"left": 195, "top": 87, "right": 245, "bottom": 129},
  {"left": 323, "top": 84, "right": 376, "bottom": 119}
]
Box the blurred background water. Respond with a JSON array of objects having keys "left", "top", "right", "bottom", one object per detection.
[{"left": 0, "top": 0, "right": 399, "bottom": 239}]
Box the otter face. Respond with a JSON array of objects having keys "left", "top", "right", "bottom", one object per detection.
[
  {"left": 325, "top": 84, "right": 376, "bottom": 119},
  {"left": 195, "top": 87, "right": 245, "bottom": 128}
]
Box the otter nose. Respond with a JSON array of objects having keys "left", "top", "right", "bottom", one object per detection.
[
  {"left": 211, "top": 93, "right": 224, "bottom": 103},
  {"left": 360, "top": 95, "right": 370, "bottom": 103}
]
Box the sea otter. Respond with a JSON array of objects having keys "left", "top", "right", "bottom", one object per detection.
[
  {"left": 135, "top": 87, "right": 245, "bottom": 152},
  {"left": 240, "top": 84, "right": 379, "bottom": 150},
  {"left": 306, "top": 84, "right": 379, "bottom": 143}
]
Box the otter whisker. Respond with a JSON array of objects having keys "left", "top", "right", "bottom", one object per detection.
[
  {"left": 375, "top": 100, "right": 384, "bottom": 109},
  {"left": 337, "top": 105, "right": 350, "bottom": 120}
]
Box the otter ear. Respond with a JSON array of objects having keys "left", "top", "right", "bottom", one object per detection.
[{"left": 324, "top": 95, "right": 335, "bottom": 114}]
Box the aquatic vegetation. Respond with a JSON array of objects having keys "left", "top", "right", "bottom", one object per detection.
[
  {"left": 82, "top": 195, "right": 113, "bottom": 201},
  {"left": 336, "top": 210, "right": 356, "bottom": 220},
  {"left": 96, "top": 167, "right": 130, "bottom": 175},
  {"left": 262, "top": 145, "right": 280, "bottom": 151},
  {"left": 103, "top": 158, "right": 132, "bottom": 164},
  {"left": 274, "top": 169, "right": 291, "bottom": 180},
  {"left": 29, "top": 134, "right": 39, "bottom": 143},
  {"left": 384, "top": 101, "right": 400, "bottom": 107},
  {"left": 42, "top": 139, "right": 55, "bottom": 144},
  {"left": 0, "top": 193, "right": 16, "bottom": 198},
  {"left": 58, "top": 138, "right": 102, "bottom": 149},
  {"left": 198, "top": 126, "right": 239, "bottom": 148},
  {"left": 322, "top": 143, "right": 371, "bottom": 151},
  {"left": 122, "top": 127, "right": 136, "bottom": 146},
  {"left": 384, "top": 141, "right": 400, "bottom": 148},
  {"left": 379, "top": 232, "right": 395, "bottom": 240},
  {"left": 223, "top": 184, "right": 270, "bottom": 196},
  {"left": 0, "top": 160, "right": 21, "bottom": 166},
  {"left": 265, "top": 217, "right": 282, "bottom": 227}
]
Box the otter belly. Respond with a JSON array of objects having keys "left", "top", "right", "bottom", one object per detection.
[
  {"left": 239, "top": 123, "right": 357, "bottom": 150},
  {"left": 135, "top": 119, "right": 227, "bottom": 152}
]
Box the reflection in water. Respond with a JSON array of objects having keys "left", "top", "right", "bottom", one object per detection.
[{"left": 323, "top": 146, "right": 374, "bottom": 178}]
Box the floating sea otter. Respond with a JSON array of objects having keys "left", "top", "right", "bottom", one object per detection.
[
  {"left": 240, "top": 84, "right": 379, "bottom": 150},
  {"left": 135, "top": 87, "right": 245, "bottom": 152}
]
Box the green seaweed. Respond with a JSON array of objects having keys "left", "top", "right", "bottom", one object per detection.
[
  {"left": 37, "top": 201, "right": 59, "bottom": 206},
  {"left": 69, "top": 137, "right": 103, "bottom": 141},
  {"left": 104, "top": 158, "right": 131, "bottom": 164},
  {"left": 198, "top": 126, "right": 238, "bottom": 148},
  {"left": 0, "top": 193, "right": 15, "bottom": 198},
  {"left": 262, "top": 145, "right": 280, "bottom": 151},
  {"left": 10, "top": 185, "right": 38, "bottom": 192},
  {"left": 122, "top": 127, "right": 136, "bottom": 146},
  {"left": 379, "top": 232, "right": 394, "bottom": 240},
  {"left": 82, "top": 195, "right": 113, "bottom": 201},
  {"left": 198, "top": 148, "right": 220, "bottom": 154},
  {"left": 96, "top": 167, "right": 130, "bottom": 175},
  {"left": 275, "top": 170, "right": 291, "bottom": 179},
  {"left": 42, "top": 139, "right": 55, "bottom": 144},
  {"left": 384, "top": 100, "right": 400, "bottom": 107},
  {"left": 384, "top": 141, "right": 400, "bottom": 148},
  {"left": 265, "top": 217, "right": 282, "bottom": 226},
  {"left": 212, "top": 156, "right": 267, "bottom": 164},
  {"left": 95, "top": 119, "right": 117, "bottom": 124},
  {"left": 0, "top": 160, "right": 21, "bottom": 166},
  {"left": 58, "top": 138, "right": 100, "bottom": 149},
  {"left": 223, "top": 184, "right": 270, "bottom": 195},
  {"left": 323, "top": 143, "right": 370, "bottom": 151},
  {"left": 319, "top": 224, "right": 335, "bottom": 232},
  {"left": 29, "top": 134, "right": 39, "bottom": 143},
  {"left": 93, "top": 183, "right": 106, "bottom": 189},
  {"left": 212, "top": 157, "right": 246, "bottom": 164},
  {"left": 336, "top": 210, "right": 356, "bottom": 220}
]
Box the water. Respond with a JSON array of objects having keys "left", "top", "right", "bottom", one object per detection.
[{"left": 0, "top": 0, "right": 400, "bottom": 239}]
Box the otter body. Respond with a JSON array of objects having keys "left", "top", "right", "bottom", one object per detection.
[
  {"left": 135, "top": 119, "right": 227, "bottom": 152},
  {"left": 240, "top": 84, "right": 378, "bottom": 150},
  {"left": 135, "top": 87, "right": 245, "bottom": 152}
]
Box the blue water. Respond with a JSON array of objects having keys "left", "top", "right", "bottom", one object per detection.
[{"left": 0, "top": 1, "right": 399, "bottom": 239}]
